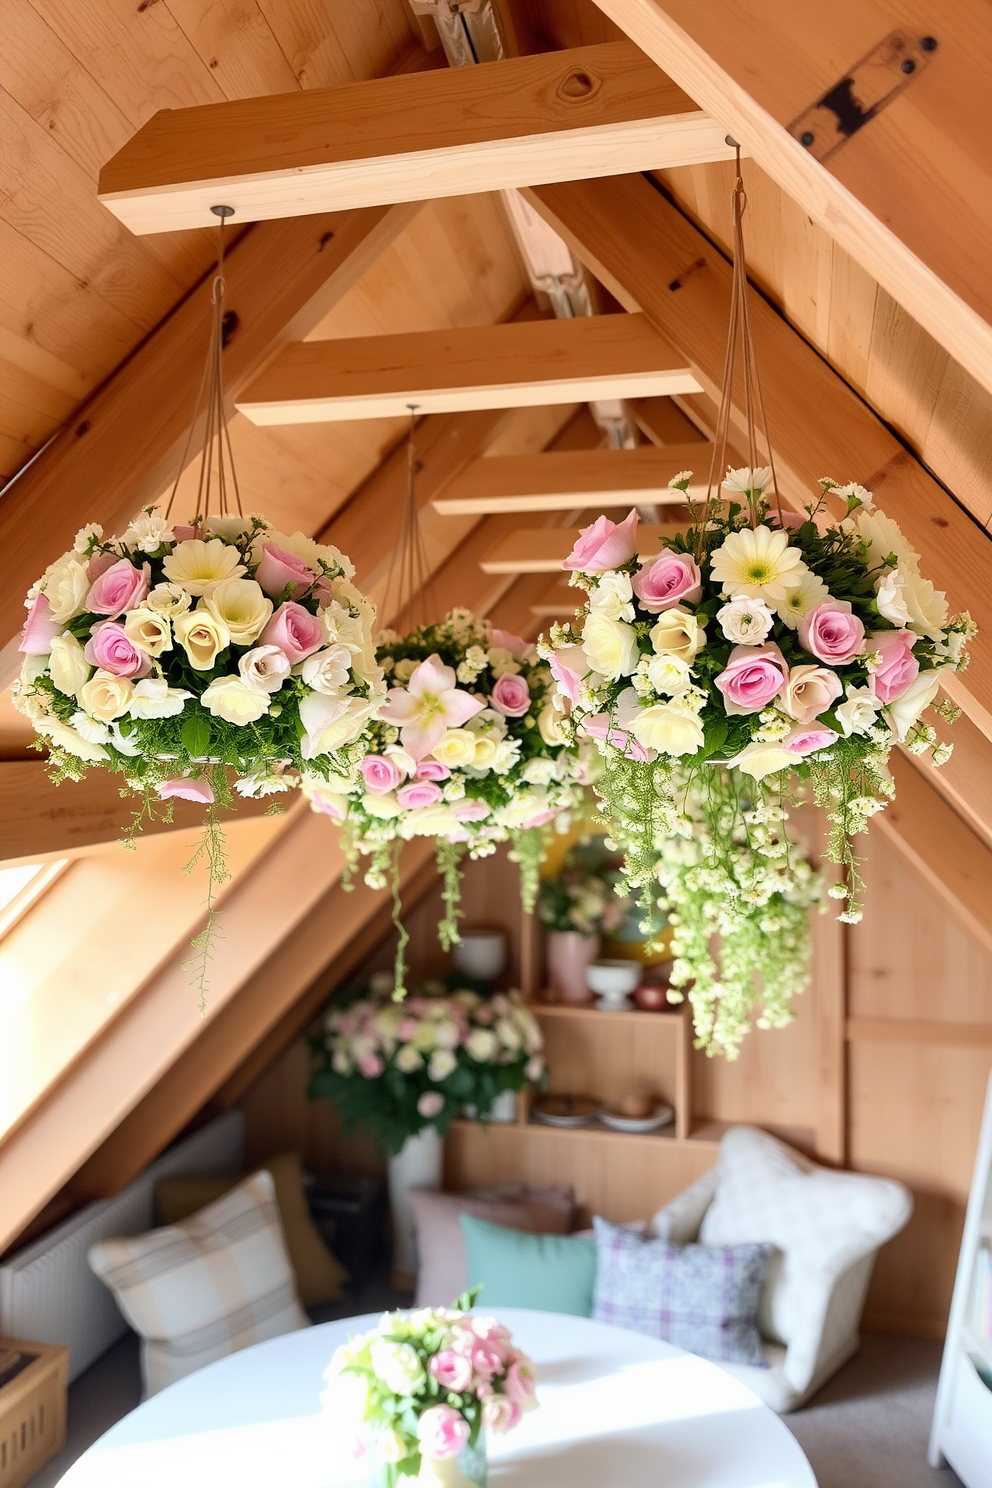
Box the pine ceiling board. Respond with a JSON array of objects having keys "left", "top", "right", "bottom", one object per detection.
[
  {"left": 163, "top": 0, "right": 302, "bottom": 99},
  {"left": 0, "top": 322, "right": 93, "bottom": 404},
  {"left": 254, "top": 0, "right": 418, "bottom": 89},
  {"left": 0, "top": 434, "right": 35, "bottom": 485}
]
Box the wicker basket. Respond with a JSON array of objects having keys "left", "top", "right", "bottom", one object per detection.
[{"left": 0, "top": 1338, "right": 69, "bottom": 1488}]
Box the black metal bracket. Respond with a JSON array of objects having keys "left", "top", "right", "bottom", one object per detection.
[{"left": 787, "top": 32, "right": 937, "bottom": 163}]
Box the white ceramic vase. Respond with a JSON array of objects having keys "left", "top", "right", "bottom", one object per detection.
[{"left": 387, "top": 1126, "right": 443, "bottom": 1285}]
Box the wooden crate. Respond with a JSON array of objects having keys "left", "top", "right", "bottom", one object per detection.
[{"left": 0, "top": 1339, "right": 69, "bottom": 1488}]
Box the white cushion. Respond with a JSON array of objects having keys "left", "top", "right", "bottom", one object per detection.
[
  {"left": 699, "top": 1127, "right": 911, "bottom": 1391},
  {"left": 88, "top": 1170, "right": 309, "bottom": 1396}
]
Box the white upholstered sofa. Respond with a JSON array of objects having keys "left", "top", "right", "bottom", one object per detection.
[{"left": 650, "top": 1125, "right": 913, "bottom": 1412}]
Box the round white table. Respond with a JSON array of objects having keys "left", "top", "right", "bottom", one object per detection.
[{"left": 58, "top": 1310, "right": 817, "bottom": 1486}]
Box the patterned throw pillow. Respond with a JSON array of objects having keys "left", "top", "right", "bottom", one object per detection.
[
  {"left": 592, "top": 1217, "right": 771, "bottom": 1366},
  {"left": 88, "top": 1170, "right": 309, "bottom": 1396}
]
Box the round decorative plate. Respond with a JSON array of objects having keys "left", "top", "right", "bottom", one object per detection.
[
  {"left": 598, "top": 1104, "right": 675, "bottom": 1134},
  {"left": 531, "top": 1094, "right": 602, "bottom": 1128}
]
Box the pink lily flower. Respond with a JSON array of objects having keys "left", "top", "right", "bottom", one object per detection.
[{"left": 378, "top": 654, "right": 484, "bottom": 760}]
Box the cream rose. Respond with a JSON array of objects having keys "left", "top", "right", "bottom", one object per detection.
[
  {"left": 876, "top": 566, "right": 949, "bottom": 643},
  {"left": 300, "top": 693, "right": 375, "bottom": 758},
  {"left": 884, "top": 668, "right": 946, "bottom": 742},
  {"left": 589, "top": 571, "right": 635, "bottom": 622},
  {"left": 835, "top": 687, "right": 879, "bottom": 738},
  {"left": 239, "top": 644, "right": 291, "bottom": 694},
  {"left": 43, "top": 556, "right": 91, "bottom": 624},
  {"left": 472, "top": 735, "right": 498, "bottom": 770},
  {"left": 48, "top": 632, "right": 90, "bottom": 696},
  {"left": 124, "top": 606, "right": 173, "bottom": 657},
  {"left": 521, "top": 757, "right": 556, "bottom": 785},
  {"left": 726, "top": 740, "right": 794, "bottom": 780},
  {"left": 645, "top": 653, "right": 693, "bottom": 695},
  {"left": 128, "top": 677, "right": 191, "bottom": 719},
  {"left": 432, "top": 729, "right": 479, "bottom": 768},
  {"left": 200, "top": 674, "right": 270, "bottom": 725},
  {"left": 300, "top": 644, "right": 353, "bottom": 695},
  {"left": 162, "top": 537, "right": 245, "bottom": 596},
  {"left": 174, "top": 609, "right": 231, "bottom": 670},
  {"left": 629, "top": 701, "right": 704, "bottom": 755},
  {"left": 538, "top": 702, "right": 569, "bottom": 746},
  {"left": 36, "top": 716, "right": 109, "bottom": 762},
  {"left": 582, "top": 612, "right": 639, "bottom": 681},
  {"left": 202, "top": 579, "right": 272, "bottom": 646},
  {"left": 649, "top": 607, "right": 706, "bottom": 663},
  {"left": 363, "top": 791, "right": 402, "bottom": 819},
  {"left": 145, "top": 583, "right": 192, "bottom": 618},
  {"left": 779, "top": 664, "right": 842, "bottom": 724},
  {"left": 78, "top": 669, "right": 135, "bottom": 722}
]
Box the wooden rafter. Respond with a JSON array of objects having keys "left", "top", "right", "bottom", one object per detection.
[
  {"left": 234, "top": 315, "right": 702, "bottom": 425},
  {"left": 525, "top": 175, "right": 992, "bottom": 743},
  {"left": 432, "top": 444, "right": 722, "bottom": 514},
  {"left": 590, "top": 1, "right": 992, "bottom": 399},
  {"left": 97, "top": 43, "right": 735, "bottom": 235},
  {"left": 0, "top": 202, "right": 420, "bottom": 689}
]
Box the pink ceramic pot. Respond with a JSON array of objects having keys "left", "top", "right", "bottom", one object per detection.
[{"left": 546, "top": 930, "right": 600, "bottom": 1004}]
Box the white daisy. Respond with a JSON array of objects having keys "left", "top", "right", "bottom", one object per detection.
[{"left": 709, "top": 526, "right": 807, "bottom": 606}]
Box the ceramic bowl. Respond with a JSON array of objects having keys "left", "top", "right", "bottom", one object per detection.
[
  {"left": 452, "top": 930, "right": 506, "bottom": 981},
  {"left": 586, "top": 959, "right": 641, "bottom": 1002}
]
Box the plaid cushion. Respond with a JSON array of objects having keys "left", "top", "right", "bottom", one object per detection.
[
  {"left": 88, "top": 1170, "right": 309, "bottom": 1396},
  {"left": 592, "top": 1216, "right": 771, "bottom": 1365}
]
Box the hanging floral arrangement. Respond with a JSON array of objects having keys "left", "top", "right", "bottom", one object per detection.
[
  {"left": 11, "top": 206, "right": 381, "bottom": 1005},
  {"left": 302, "top": 609, "right": 585, "bottom": 989}
]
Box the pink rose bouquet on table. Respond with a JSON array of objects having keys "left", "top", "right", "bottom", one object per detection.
[
  {"left": 322, "top": 1302, "right": 536, "bottom": 1488},
  {"left": 309, "top": 972, "right": 544, "bottom": 1155},
  {"left": 302, "top": 609, "right": 584, "bottom": 990},
  {"left": 542, "top": 470, "right": 974, "bottom": 1048},
  {"left": 14, "top": 509, "right": 383, "bottom": 1002}
]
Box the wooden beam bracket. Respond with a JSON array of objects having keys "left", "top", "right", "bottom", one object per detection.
[{"left": 787, "top": 31, "right": 937, "bottom": 162}]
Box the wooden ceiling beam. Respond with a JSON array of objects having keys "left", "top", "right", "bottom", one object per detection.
[
  {"left": 590, "top": 2, "right": 992, "bottom": 400},
  {"left": 234, "top": 314, "right": 702, "bottom": 425},
  {"left": 525, "top": 175, "right": 992, "bottom": 744},
  {"left": 0, "top": 201, "right": 420, "bottom": 691},
  {"left": 97, "top": 43, "right": 735, "bottom": 235},
  {"left": 432, "top": 443, "right": 720, "bottom": 514},
  {"left": 480, "top": 521, "right": 680, "bottom": 573}
]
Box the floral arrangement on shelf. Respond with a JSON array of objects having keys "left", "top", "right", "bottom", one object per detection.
[
  {"left": 322, "top": 1300, "right": 536, "bottom": 1487},
  {"left": 14, "top": 510, "right": 382, "bottom": 1000},
  {"left": 309, "top": 974, "right": 545, "bottom": 1156},
  {"left": 538, "top": 844, "right": 631, "bottom": 937},
  {"left": 302, "top": 610, "right": 585, "bottom": 983},
  {"left": 544, "top": 472, "right": 974, "bottom": 927}
]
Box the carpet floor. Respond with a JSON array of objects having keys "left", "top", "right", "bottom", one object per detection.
[{"left": 28, "top": 1321, "right": 966, "bottom": 1487}]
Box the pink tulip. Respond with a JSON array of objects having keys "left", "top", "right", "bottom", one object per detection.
[
  {"left": 491, "top": 673, "right": 531, "bottom": 717},
  {"left": 158, "top": 777, "right": 215, "bottom": 804},
  {"left": 415, "top": 758, "right": 450, "bottom": 782},
  {"left": 782, "top": 725, "right": 838, "bottom": 756},
  {"left": 799, "top": 600, "right": 865, "bottom": 666},
  {"left": 562, "top": 510, "right": 640, "bottom": 572},
  {"left": 19, "top": 594, "right": 60, "bottom": 655},
  {"left": 868, "top": 629, "right": 919, "bottom": 703},
  {"left": 379, "top": 654, "right": 485, "bottom": 760},
  {"left": 632, "top": 553, "right": 702, "bottom": 613},
  {"left": 417, "top": 1405, "right": 470, "bottom": 1461},
  {"left": 714, "top": 642, "right": 788, "bottom": 715},
  {"left": 254, "top": 541, "right": 316, "bottom": 600},
  {"left": 260, "top": 601, "right": 324, "bottom": 662},
  {"left": 359, "top": 754, "right": 403, "bottom": 795},
  {"left": 87, "top": 558, "right": 150, "bottom": 616},
  {"left": 490, "top": 627, "right": 529, "bottom": 660},
  {"left": 84, "top": 622, "right": 152, "bottom": 678},
  {"left": 397, "top": 781, "right": 443, "bottom": 810},
  {"left": 430, "top": 1350, "right": 473, "bottom": 1392}
]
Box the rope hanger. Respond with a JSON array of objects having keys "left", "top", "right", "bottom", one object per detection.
[{"left": 381, "top": 405, "right": 437, "bottom": 632}]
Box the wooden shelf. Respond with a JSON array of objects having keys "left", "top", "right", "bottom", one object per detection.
[
  {"left": 532, "top": 1002, "right": 683, "bottom": 1028},
  {"left": 450, "top": 1117, "right": 720, "bottom": 1152}
]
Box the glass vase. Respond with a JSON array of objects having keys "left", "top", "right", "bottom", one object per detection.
[{"left": 371, "top": 1436, "right": 487, "bottom": 1488}]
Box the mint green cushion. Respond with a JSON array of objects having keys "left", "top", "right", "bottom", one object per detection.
[{"left": 460, "top": 1215, "right": 597, "bottom": 1316}]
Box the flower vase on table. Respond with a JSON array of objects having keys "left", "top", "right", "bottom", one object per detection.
[
  {"left": 387, "top": 1126, "right": 443, "bottom": 1286},
  {"left": 545, "top": 929, "right": 599, "bottom": 1004},
  {"left": 322, "top": 1302, "right": 535, "bottom": 1488}
]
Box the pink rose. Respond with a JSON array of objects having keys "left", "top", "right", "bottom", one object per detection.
[
  {"left": 563, "top": 510, "right": 640, "bottom": 572},
  {"left": 482, "top": 1396, "right": 521, "bottom": 1434},
  {"left": 398, "top": 1017, "right": 418, "bottom": 1040},
  {"left": 397, "top": 781, "right": 443, "bottom": 810},
  {"left": 799, "top": 600, "right": 865, "bottom": 665},
  {"left": 87, "top": 551, "right": 119, "bottom": 582},
  {"left": 418, "top": 1405, "right": 469, "bottom": 1461},
  {"left": 158, "top": 777, "right": 215, "bottom": 804},
  {"left": 490, "top": 627, "right": 529, "bottom": 659},
  {"left": 86, "top": 558, "right": 150, "bottom": 616},
  {"left": 714, "top": 642, "right": 788, "bottom": 715},
  {"left": 254, "top": 541, "right": 316, "bottom": 600},
  {"left": 417, "top": 1092, "right": 445, "bottom": 1119},
  {"left": 868, "top": 629, "right": 919, "bottom": 703},
  {"left": 549, "top": 646, "right": 586, "bottom": 705},
  {"left": 309, "top": 792, "right": 347, "bottom": 821},
  {"left": 472, "top": 1317, "right": 511, "bottom": 1343},
  {"left": 471, "top": 1340, "right": 507, "bottom": 1380},
  {"left": 358, "top": 1052, "right": 383, "bottom": 1078},
  {"left": 19, "top": 593, "right": 59, "bottom": 654},
  {"left": 260, "top": 601, "right": 324, "bottom": 662},
  {"left": 581, "top": 711, "right": 655, "bottom": 762},
  {"left": 449, "top": 799, "right": 490, "bottom": 822},
  {"left": 632, "top": 553, "right": 702, "bottom": 613},
  {"left": 429, "top": 1350, "right": 473, "bottom": 1393},
  {"left": 416, "top": 758, "right": 450, "bottom": 781},
  {"left": 503, "top": 1357, "right": 537, "bottom": 1405},
  {"left": 491, "top": 673, "right": 531, "bottom": 717},
  {"left": 524, "top": 807, "right": 558, "bottom": 828},
  {"left": 359, "top": 754, "right": 403, "bottom": 795},
  {"left": 780, "top": 664, "right": 843, "bottom": 724},
  {"left": 84, "top": 622, "right": 152, "bottom": 677},
  {"left": 782, "top": 725, "right": 838, "bottom": 756}
]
